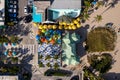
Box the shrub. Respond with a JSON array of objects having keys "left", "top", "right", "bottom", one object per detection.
[{"left": 88, "top": 53, "right": 112, "bottom": 73}]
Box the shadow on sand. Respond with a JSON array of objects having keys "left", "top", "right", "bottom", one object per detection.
[{"left": 103, "top": 72, "right": 120, "bottom": 80}]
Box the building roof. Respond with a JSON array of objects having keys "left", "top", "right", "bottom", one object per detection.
[
  {"left": 49, "top": 0, "right": 81, "bottom": 9},
  {"left": 0, "top": 0, "right": 5, "bottom": 25},
  {"left": 0, "top": 76, "right": 18, "bottom": 80}
]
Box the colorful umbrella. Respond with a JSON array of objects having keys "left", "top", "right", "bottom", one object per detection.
[{"left": 36, "top": 35, "right": 40, "bottom": 40}]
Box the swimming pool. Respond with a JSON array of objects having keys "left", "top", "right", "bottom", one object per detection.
[{"left": 32, "top": 5, "right": 42, "bottom": 23}]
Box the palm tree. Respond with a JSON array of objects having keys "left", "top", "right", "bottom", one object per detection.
[
  {"left": 83, "top": 13, "right": 90, "bottom": 21},
  {"left": 96, "top": 1, "right": 104, "bottom": 8},
  {"left": 54, "top": 63, "right": 59, "bottom": 70},
  {"left": 84, "top": 0, "right": 91, "bottom": 10},
  {"left": 94, "top": 15, "right": 102, "bottom": 22}
]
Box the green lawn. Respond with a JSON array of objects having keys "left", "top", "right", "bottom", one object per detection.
[{"left": 86, "top": 27, "right": 116, "bottom": 52}]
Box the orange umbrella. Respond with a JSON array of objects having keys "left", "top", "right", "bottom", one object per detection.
[
  {"left": 41, "top": 38, "right": 46, "bottom": 42},
  {"left": 8, "top": 51, "right": 12, "bottom": 56},
  {"left": 44, "top": 39, "right": 48, "bottom": 43},
  {"left": 50, "top": 39, "right": 55, "bottom": 44},
  {"left": 37, "top": 30, "right": 41, "bottom": 34}
]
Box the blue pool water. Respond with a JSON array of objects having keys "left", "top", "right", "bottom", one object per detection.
[{"left": 32, "top": 5, "right": 42, "bottom": 23}]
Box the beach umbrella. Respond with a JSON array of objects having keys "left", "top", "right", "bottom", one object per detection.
[
  {"left": 49, "top": 29, "right": 53, "bottom": 34},
  {"left": 58, "top": 26, "right": 63, "bottom": 29},
  {"left": 44, "top": 39, "right": 48, "bottom": 43},
  {"left": 57, "top": 39, "right": 61, "bottom": 44},
  {"left": 36, "top": 35, "right": 40, "bottom": 40},
  {"left": 62, "top": 22, "right": 67, "bottom": 26},
  {"left": 72, "top": 25, "right": 77, "bottom": 30},
  {"left": 76, "top": 17, "right": 80, "bottom": 21},
  {"left": 50, "top": 39, "right": 55, "bottom": 44},
  {"left": 39, "top": 25, "right": 43, "bottom": 29},
  {"left": 46, "top": 36, "right": 50, "bottom": 40},
  {"left": 52, "top": 25, "right": 57, "bottom": 29},
  {"left": 76, "top": 23, "right": 81, "bottom": 28},
  {"left": 43, "top": 25, "right": 47, "bottom": 29},
  {"left": 37, "top": 30, "right": 41, "bottom": 34},
  {"left": 4, "top": 51, "right": 8, "bottom": 56},
  {"left": 12, "top": 43, "right": 16, "bottom": 47},
  {"left": 12, "top": 51, "right": 17, "bottom": 56},
  {"left": 41, "top": 37, "right": 46, "bottom": 42},
  {"left": 3, "top": 43, "right": 8, "bottom": 46},
  {"left": 8, "top": 51, "right": 12, "bottom": 56},
  {"left": 64, "top": 26, "right": 68, "bottom": 30},
  {"left": 68, "top": 26, "right": 72, "bottom": 30},
  {"left": 70, "top": 23, "right": 74, "bottom": 26},
  {"left": 48, "top": 25, "right": 52, "bottom": 29},
  {"left": 41, "top": 29, "right": 46, "bottom": 33}
]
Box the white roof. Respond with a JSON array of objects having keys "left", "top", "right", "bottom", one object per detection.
[{"left": 49, "top": 0, "right": 81, "bottom": 9}]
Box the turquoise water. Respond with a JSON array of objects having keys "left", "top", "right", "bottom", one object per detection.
[{"left": 32, "top": 5, "right": 42, "bottom": 22}]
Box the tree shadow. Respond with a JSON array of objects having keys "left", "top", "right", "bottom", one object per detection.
[
  {"left": 101, "top": 0, "right": 120, "bottom": 15},
  {"left": 75, "top": 25, "right": 89, "bottom": 57},
  {"left": 4, "top": 23, "right": 31, "bottom": 36},
  {"left": 20, "top": 54, "right": 34, "bottom": 64},
  {"left": 102, "top": 72, "right": 120, "bottom": 80}
]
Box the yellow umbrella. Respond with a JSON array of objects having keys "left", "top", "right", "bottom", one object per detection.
[
  {"left": 70, "top": 23, "right": 74, "bottom": 26},
  {"left": 41, "top": 29, "right": 46, "bottom": 33},
  {"left": 62, "top": 22, "right": 67, "bottom": 26},
  {"left": 48, "top": 25, "right": 52, "bottom": 29},
  {"left": 43, "top": 25, "right": 47, "bottom": 29},
  {"left": 39, "top": 25, "right": 43, "bottom": 29},
  {"left": 76, "top": 17, "right": 80, "bottom": 21},
  {"left": 58, "top": 26, "right": 63, "bottom": 29},
  {"left": 72, "top": 25, "right": 77, "bottom": 30},
  {"left": 52, "top": 25, "right": 57, "bottom": 29},
  {"left": 64, "top": 25, "right": 68, "bottom": 30},
  {"left": 73, "top": 20, "right": 78, "bottom": 24},
  {"left": 59, "top": 22, "right": 63, "bottom": 26},
  {"left": 76, "top": 23, "right": 81, "bottom": 28},
  {"left": 68, "top": 26, "right": 72, "bottom": 30}
]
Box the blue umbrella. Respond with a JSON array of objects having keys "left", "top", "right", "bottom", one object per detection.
[
  {"left": 4, "top": 51, "right": 8, "bottom": 55},
  {"left": 46, "top": 36, "right": 50, "bottom": 40},
  {"left": 57, "top": 39, "right": 61, "bottom": 44},
  {"left": 3, "top": 43, "right": 8, "bottom": 46},
  {"left": 36, "top": 35, "right": 40, "bottom": 40},
  {"left": 12, "top": 43, "right": 16, "bottom": 46},
  {"left": 12, "top": 51, "right": 17, "bottom": 56}
]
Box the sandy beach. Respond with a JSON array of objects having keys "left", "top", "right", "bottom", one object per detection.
[{"left": 82, "top": 0, "right": 120, "bottom": 73}]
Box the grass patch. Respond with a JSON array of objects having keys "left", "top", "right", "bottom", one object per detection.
[{"left": 86, "top": 27, "right": 116, "bottom": 52}]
